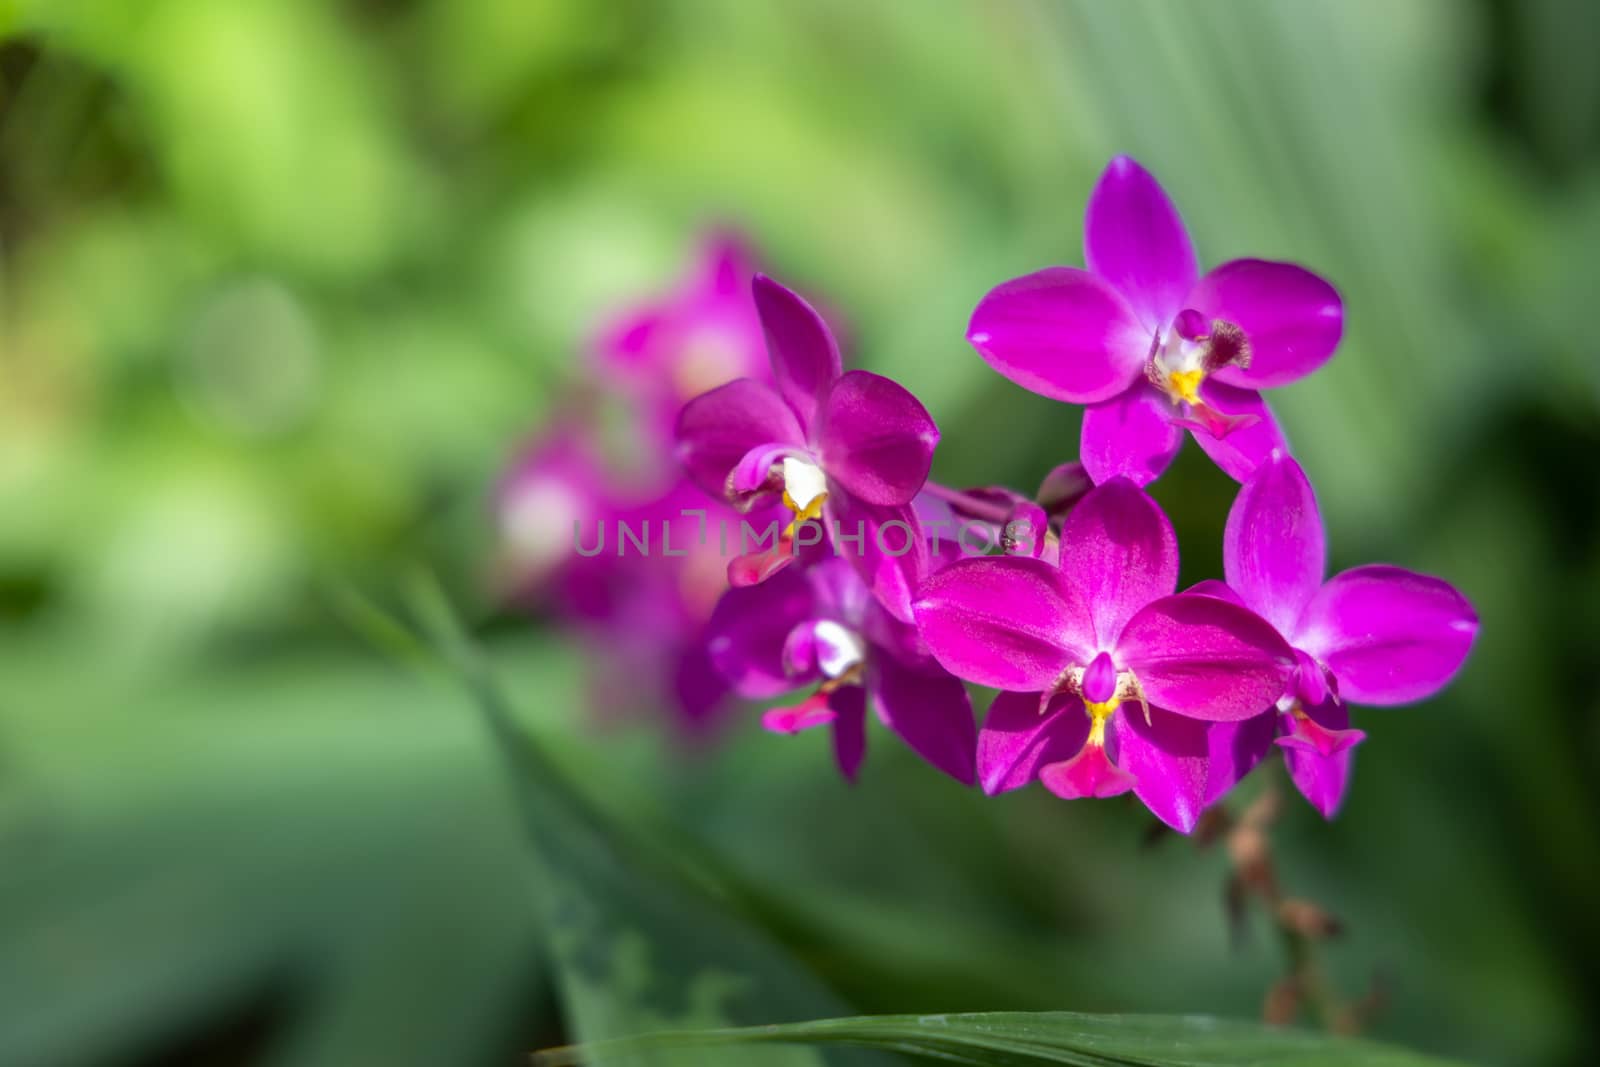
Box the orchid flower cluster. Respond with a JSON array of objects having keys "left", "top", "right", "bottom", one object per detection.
[
  {"left": 507, "top": 158, "right": 1478, "bottom": 831},
  {"left": 497, "top": 235, "right": 776, "bottom": 737}
]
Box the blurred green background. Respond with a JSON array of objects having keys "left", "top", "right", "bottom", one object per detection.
[{"left": 2, "top": 1, "right": 1598, "bottom": 1065}]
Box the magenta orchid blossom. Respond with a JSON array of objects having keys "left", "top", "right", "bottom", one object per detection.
[
  {"left": 912, "top": 478, "right": 1295, "bottom": 832},
  {"left": 676, "top": 275, "right": 939, "bottom": 621},
  {"left": 706, "top": 555, "right": 976, "bottom": 784},
  {"left": 1193, "top": 453, "right": 1479, "bottom": 817},
  {"left": 968, "top": 156, "right": 1343, "bottom": 486}
]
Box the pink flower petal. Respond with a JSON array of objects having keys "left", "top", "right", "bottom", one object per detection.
[
  {"left": 1277, "top": 701, "right": 1361, "bottom": 818},
  {"left": 1080, "top": 380, "right": 1186, "bottom": 487},
  {"left": 1188, "top": 381, "right": 1289, "bottom": 484},
  {"left": 830, "top": 685, "right": 868, "bottom": 782},
  {"left": 706, "top": 567, "right": 819, "bottom": 698},
  {"left": 977, "top": 691, "right": 1090, "bottom": 795},
  {"left": 763, "top": 690, "right": 837, "bottom": 733},
  {"left": 1204, "top": 711, "right": 1278, "bottom": 805},
  {"left": 1083, "top": 156, "right": 1199, "bottom": 332},
  {"left": 1059, "top": 478, "right": 1180, "bottom": 648},
  {"left": 869, "top": 656, "right": 976, "bottom": 785},
  {"left": 752, "top": 274, "right": 842, "bottom": 433},
  {"left": 1035, "top": 461, "right": 1093, "bottom": 517},
  {"left": 967, "top": 267, "right": 1148, "bottom": 404},
  {"left": 1224, "top": 453, "right": 1326, "bottom": 635},
  {"left": 1110, "top": 705, "right": 1213, "bottom": 834},
  {"left": 1189, "top": 259, "right": 1343, "bottom": 390},
  {"left": 913, "top": 557, "right": 1095, "bottom": 692},
  {"left": 675, "top": 378, "right": 805, "bottom": 503},
  {"left": 826, "top": 493, "right": 929, "bottom": 625},
  {"left": 1293, "top": 565, "right": 1478, "bottom": 705},
  {"left": 817, "top": 370, "right": 939, "bottom": 506},
  {"left": 1116, "top": 594, "right": 1294, "bottom": 721},
  {"left": 1039, "top": 742, "right": 1136, "bottom": 800}
]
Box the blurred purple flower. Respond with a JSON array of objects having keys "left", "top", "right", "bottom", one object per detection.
[
  {"left": 1195, "top": 453, "right": 1479, "bottom": 817},
  {"left": 913, "top": 478, "right": 1294, "bottom": 832},
  {"left": 706, "top": 556, "right": 975, "bottom": 784},
  {"left": 494, "top": 232, "right": 783, "bottom": 738},
  {"left": 676, "top": 275, "right": 940, "bottom": 620},
  {"left": 592, "top": 232, "right": 768, "bottom": 455},
  {"left": 968, "top": 156, "right": 1343, "bottom": 486},
  {"left": 496, "top": 444, "right": 749, "bottom": 737}
]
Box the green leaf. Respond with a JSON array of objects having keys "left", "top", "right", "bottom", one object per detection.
[
  {"left": 532, "top": 1011, "right": 1472, "bottom": 1067},
  {"left": 407, "top": 574, "right": 894, "bottom": 1067}
]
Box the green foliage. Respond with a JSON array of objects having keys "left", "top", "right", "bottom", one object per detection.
[{"left": 532, "top": 1011, "right": 1467, "bottom": 1067}]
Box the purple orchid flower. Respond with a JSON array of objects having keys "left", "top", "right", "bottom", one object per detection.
[
  {"left": 496, "top": 427, "right": 768, "bottom": 739},
  {"left": 705, "top": 555, "right": 976, "bottom": 784},
  {"left": 676, "top": 275, "right": 940, "bottom": 621},
  {"left": 593, "top": 232, "right": 769, "bottom": 453},
  {"left": 1194, "top": 453, "right": 1479, "bottom": 817},
  {"left": 967, "top": 156, "right": 1343, "bottom": 486},
  {"left": 911, "top": 478, "right": 1295, "bottom": 832}
]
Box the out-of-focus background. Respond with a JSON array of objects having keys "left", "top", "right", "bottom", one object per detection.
[{"left": 2, "top": 2, "right": 1597, "bottom": 1065}]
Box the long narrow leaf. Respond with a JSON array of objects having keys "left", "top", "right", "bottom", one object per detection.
[{"left": 532, "top": 1011, "right": 1471, "bottom": 1067}]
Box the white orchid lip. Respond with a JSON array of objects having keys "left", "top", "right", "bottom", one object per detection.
[
  {"left": 780, "top": 456, "right": 829, "bottom": 516},
  {"left": 811, "top": 619, "right": 867, "bottom": 679}
]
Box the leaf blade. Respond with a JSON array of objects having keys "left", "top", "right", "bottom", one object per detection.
[{"left": 532, "top": 1011, "right": 1472, "bottom": 1067}]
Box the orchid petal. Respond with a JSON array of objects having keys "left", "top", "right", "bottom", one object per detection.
[
  {"left": 1294, "top": 565, "right": 1478, "bottom": 704},
  {"left": 671, "top": 642, "right": 733, "bottom": 737},
  {"left": 1058, "top": 478, "right": 1180, "bottom": 647},
  {"left": 1204, "top": 711, "right": 1278, "bottom": 804},
  {"left": 1110, "top": 705, "right": 1213, "bottom": 834},
  {"left": 1184, "top": 579, "right": 1245, "bottom": 606},
  {"left": 1188, "top": 381, "right": 1289, "bottom": 484},
  {"left": 870, "top": 656, "right": 977, "bottom": 785},
  {"left": 1224, "top": 453, "right": 1325, "bottom": 635},
  {"left": 967, "top": 267, "right": 1148, "bottom": 404},
  {"left": 763, "top": 692, "right": 836, "bottom": 733},
  {"left": 913, "top": 557, "right": 1094, "bottom": 691},
  {"left": 729, "top": 442, "right": 811, "bottom": 497},
  {"left": 1189, "top": 259, "right": 1343, "bottom": 389},
  {"left": 817, "top": 370, "right": 939, "bottom": 506},
  {"left": 1036, "top": 461, "right": 1093, "bottom": 518},
  {"left": 701, "top": 232, "right": 752, "bottom": 298},
  {"left": 827, "top": 494, "right": 929, "bottom": 625},
  {"left": 675, "top": 378, "right": 805, "bottom": 503},
  {"left": 782, "top": 619, "right": 866, "bottom": 680},
  {"left": 705, "top": 567, "right": 819, "bottom": 698},
  {"left": 1080, "top": 380, "right": 1185, "bottom": 487},
  {"left": 977, "top": 691, "right": 1090, "bottom": 795},
  {"left": 752, "top": 274, "right": 842, "bottom": 433},
  {"left": 830, "top": 684, "right": 868, "bottom": 782},
  {"left": 1278, "top": 701, "right": 1360, "bottom": 818},
  {"left": 1116, "top": 594, "right": 1294, "bottom": 721},
  {"left": 1083, "top": 156, "right": 1199, "bottom": 332},
  {"left": 1039, "top": 743, "right": 1136, "bottom": 800}
]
